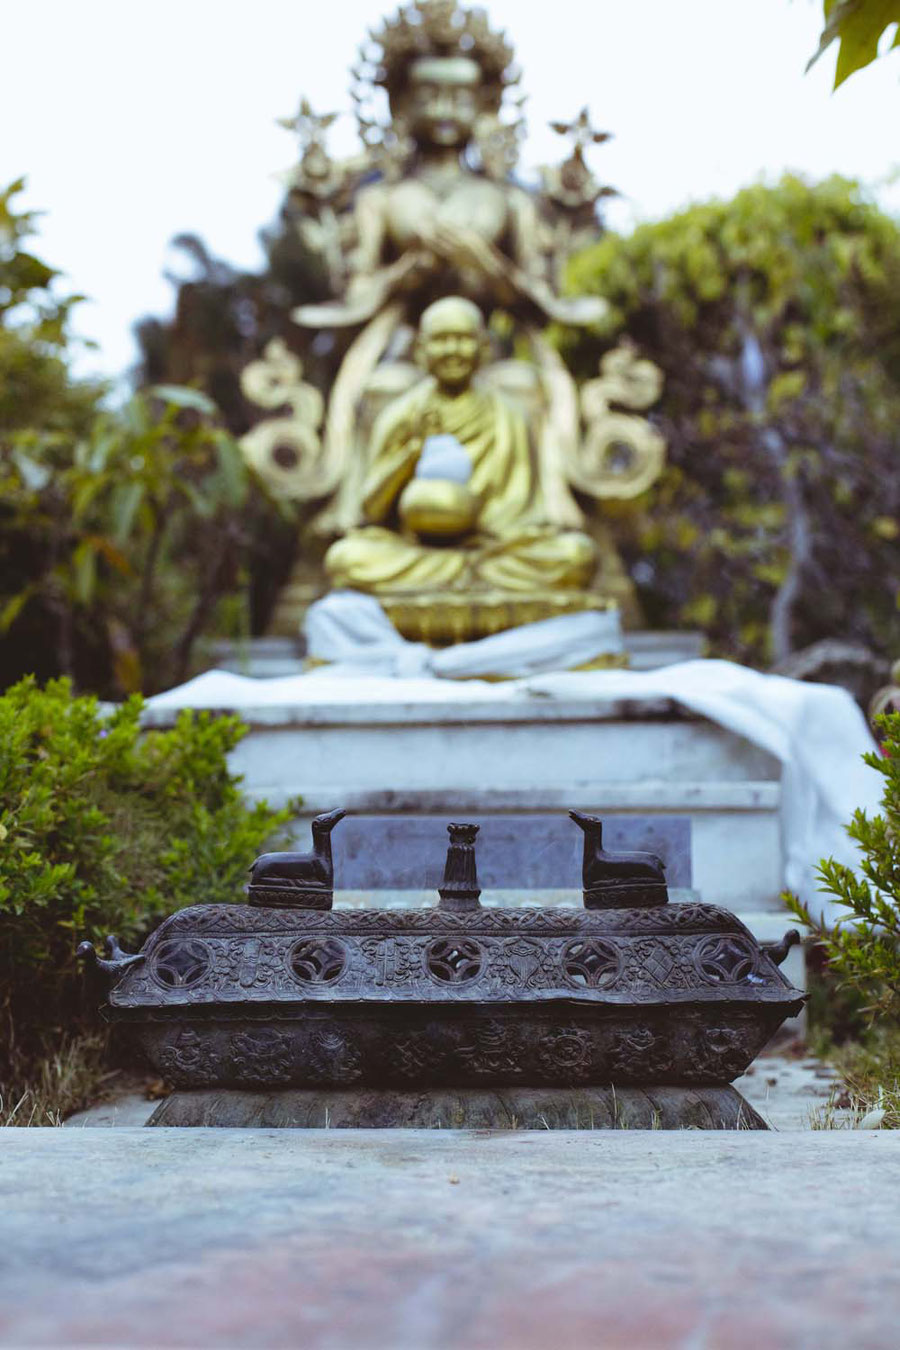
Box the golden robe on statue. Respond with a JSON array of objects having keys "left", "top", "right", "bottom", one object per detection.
[{"left": 324, "top": 376, "right": 597, "bottom": 594}]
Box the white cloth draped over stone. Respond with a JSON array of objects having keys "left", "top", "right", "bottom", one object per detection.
[
  {"left": 302, "top": 590, "right": 626, "bottom": 679},
  {"left": 524, "top": 662, "right": 882, "bottom": 928}
]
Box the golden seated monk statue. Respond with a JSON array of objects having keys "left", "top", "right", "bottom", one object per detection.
[{"left": 325, "top": 297, "right": 601, "bottom": 641}]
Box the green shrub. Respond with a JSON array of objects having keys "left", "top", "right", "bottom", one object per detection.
[
  {"left": 1, "top": 386, "right": 283, "bottom": 698},
  {"left": 788, "top": 710, "right": 900, "bottom": 1022},
  {"left": 0, "top": 677, "right": 292, "bottom": 1096},
  {"left": 786, "top": 711, "right": 900, "bottom": 1126}
]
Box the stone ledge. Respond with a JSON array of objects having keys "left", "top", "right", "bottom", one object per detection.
[
  {"left": 327, "top": 887, "right": 702, "bottom": 908},
  {"left": 142, "top": 695, "right": 687, "bottom": 729},
  {"left": 246, "top": 781, "right": 782, "bottom": 812}
]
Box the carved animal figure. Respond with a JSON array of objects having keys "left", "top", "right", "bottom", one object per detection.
[
  {"left": 76, "top": 935, "right": 144, "bottom": 984},
  {"left": 761, "top": 929, "right": 800, "bottom": 967},
  {"left": 249, "top": 808, "right": 347, "bottom": 892},
  {"left": 568, "top": 811, "right": 666, "bottom": 893}
]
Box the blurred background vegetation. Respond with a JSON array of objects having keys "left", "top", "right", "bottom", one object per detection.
[
  {"left": 0, "top": 180, "right": 296, "bottom": 698},
  {"left": 5, "top": 166, "right": 900, "bottom": 694},
  {"left": 562, "top": 174, "right": 900, "bottom": 667}
]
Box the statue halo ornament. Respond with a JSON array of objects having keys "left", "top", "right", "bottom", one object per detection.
[{"left": 351, "top": 0, "right": 521, "bottom": 144}]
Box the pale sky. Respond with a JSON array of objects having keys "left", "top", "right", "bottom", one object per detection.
[{"left": 1, "top": 0, "right": 898, "bottom": 384}]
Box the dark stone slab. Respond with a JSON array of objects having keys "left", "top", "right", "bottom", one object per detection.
[
  {"left": 148, "top": 1084, "right": 764, "bottom": 1130},
  {"left": 319, "top": 814, "right": 691, "bottom": 890}
]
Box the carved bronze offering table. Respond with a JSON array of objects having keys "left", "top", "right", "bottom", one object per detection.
[{"left": 80, "top": 814, "right": 803, "bottom": 1128}]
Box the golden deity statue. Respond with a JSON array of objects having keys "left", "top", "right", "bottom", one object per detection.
[{"left": 239, "top": 0, "right": 666, "bottom": 641}]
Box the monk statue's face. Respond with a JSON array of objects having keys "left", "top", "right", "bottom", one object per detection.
[
  {"left": 405, "top": 56, "right": 481, "bottom": 150},
  {"left": 419, "top": 297, "right": 484, "bottom": 392}
]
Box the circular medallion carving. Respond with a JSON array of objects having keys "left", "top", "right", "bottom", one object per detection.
[
  {"left": 538, "top": 1027, "right": 593, "bottom": 1073},
  {"left": 561, "top": 938, "right": 621, "bottom": 989},
  {"left": 695, "top": 935, "right": 757, "bottom": 984},
  {"left": 289, "top": 938, "right": 347, "bottom": 985},
  {"left": 151, "top": 939, "right": 213, "bottom": 990},
  {"left": 426, "top": 938, "right": 483, "bottom": 984}
]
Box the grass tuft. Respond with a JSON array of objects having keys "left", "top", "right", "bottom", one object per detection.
[{"left": 0, "top": 1034, "right": 113, "bottom": 1127}]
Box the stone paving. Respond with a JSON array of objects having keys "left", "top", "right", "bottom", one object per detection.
[
  {"left": 7, "top": 1054, "right": 874, "bottom": 1348},
  {"left": 734, "top": 1054, "right": 844, "bottom": 1130},
  {"left": 2, "top": 1128, "right": 899, "bottom": 1349}
]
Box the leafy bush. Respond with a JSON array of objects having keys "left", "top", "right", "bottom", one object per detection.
[
  {"left": 787, "top": 711, "right": 900, "bottom": 1125},
  {"left": 788, "top": 710, "right": 900, "bottom": 1021},
  {"left": 563, "top": 175, "right": 900, "bottom": 666},
  {"left": 0, "top": 677, "right": 292, "bottom": 1099}
]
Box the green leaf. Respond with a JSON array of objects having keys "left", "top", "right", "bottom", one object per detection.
[
  {"left": 176, "top": 481, "right": 216, "bottom": 520},
  {"left": 767, "top": 370, "right": 807, "bottom": 410},
  {"left": 0, "top": 588, "right": 34, "bottom": 633},
  {"left": 71, "top": 540, "right": 97, "bottom": 606},
  {"left": 71, "top": 474, "right": 109, "bottom": 521},
  {"left": 109, "top": 481, "right": 144, "bottom": 543},
  {"left": 150, "top": 385, "right": 217, "bottom": 415},
  {"left": 808, "top": 0, "right": 900, "bottom": 88},
  {"left": 214, "top": 434, "right": 248, "bottom": 509},
  {"left": 834, "top": 1, "right": 899, "bottom": 86}
]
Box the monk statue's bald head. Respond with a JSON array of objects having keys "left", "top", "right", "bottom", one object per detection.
[
  {"left": 418, "top": 296, "right": 487, "bottom": 394},
  {"left": 420, "top": 296, "right": 485, "bottom": 337}
]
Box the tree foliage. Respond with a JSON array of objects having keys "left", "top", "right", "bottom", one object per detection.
[
  {"left": 563, "top": 174, "right": 900, "bottom": 665},
  {"left": 0, "top": 387, "right": 286, "bottom": 695},
  {"left": 808, "top": 0, "right": 900, "bottom": 88},
  {"left": 131, "top": 216, "right": 336, "bottom": 623},
  {"left": 135, "top": 219, "right": 331, "bottom": 435},
  {"left": 0, "top": 179, "right": 100, "bottom": 437},
  {"left": 1, "top": 182, "right": 290, "bottom": 695},
  {"left": 0, "top": 676, "right": 292, "bottom": 1093}
]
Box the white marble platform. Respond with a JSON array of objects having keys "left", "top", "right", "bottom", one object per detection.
[
  {"left": 178, "top": 692, "right": 784, "bottom": 917},
  {"left": 146, "top": 684, "right": 790, "bottom": 960}
]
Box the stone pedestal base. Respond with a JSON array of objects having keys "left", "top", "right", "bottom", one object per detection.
[
  {"left": 147, "top": 1085, "right": 766, "bottom": 1130},
  {"left": 201, "top": 630, "right": 705, "bottom": 675},
  {"left": 379, "top": 590, "right": 620, "bottom": 646}
]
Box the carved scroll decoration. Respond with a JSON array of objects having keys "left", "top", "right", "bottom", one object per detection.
[
  {"left": 572, "top": 343, "right": 666, "bottom": 500},
  {"left": 238, "top": 339, "right": 326, "bottom": 500}
]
